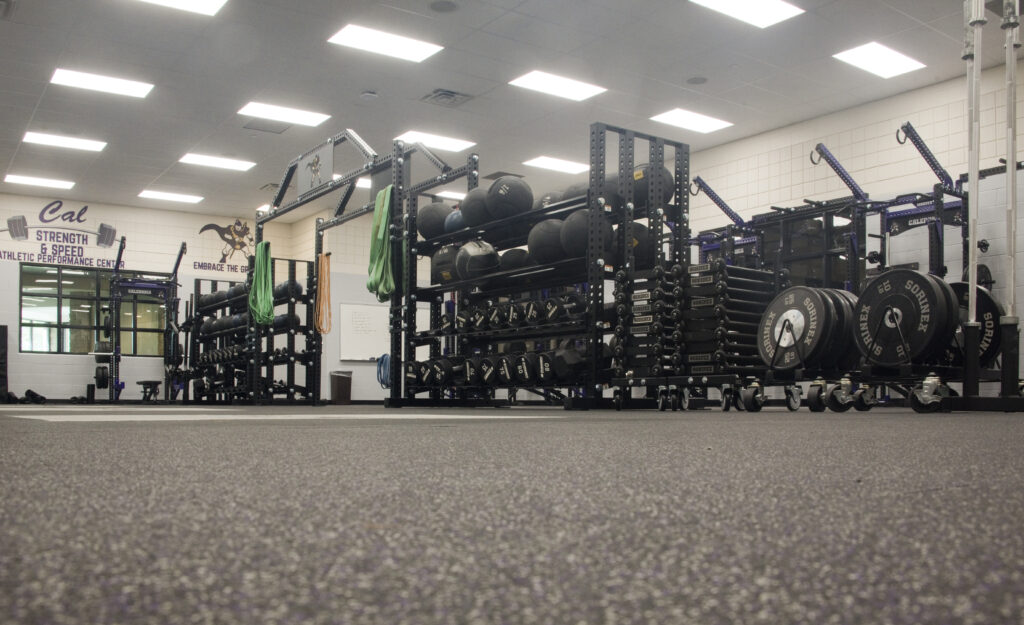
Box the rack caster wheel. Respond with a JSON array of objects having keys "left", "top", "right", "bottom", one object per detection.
[
  {"left": 677, "top": 388, "right": 690, "bottom": 411},
  {"left": 807, "top": 385, "right": 826, "bottom": 412},
  {"left": 785, "top": 386, "right": 801, "bottom": 411},
  {"left": 508, "top": 391, "right": 517, "bottom": 407},
  {"left": 670, "top": 390, "right": 681, "bottom": 411},
  {"left": 657, "top": 390, "right": 669, "bottom": 411},
  {"left": 853, "top": 388, "right": 875, "bottom": 411},
  {"left": 720, "top": 387, "right": 732, "bottom": 412},
  {"left": 739, "top": 386, "right": 763, "bottom": 412},
  {"left": 909, "top": 385, "right": 943, "bottom": 413},
  {"left": 826, "top": 385, "right": 853, "bottom": 412},
  {"left": 613, "top": 390, "right": 623, "bottom": 411}
]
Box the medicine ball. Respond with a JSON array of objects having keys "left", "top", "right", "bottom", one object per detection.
[
  {"left": 486, "top": 176, "right": 533, "bottom": 219},
  {"left": 631, "top": 163, "right": 674, "bottom": 207},
  {"left": 417, "top": 201, "right": 453, "bottom": 239},
  {"left": 455, "top": 240, "right": 500, "bottom": 280},
  {"left": 273, "top": 280, "right": 303, "bottom": 300},
  {"left": 560, "top": 209, "right": 614, "bottom": 258},
  {"left": 562, "top": 180, "right": 623, "bottom": 214},
  {"left": 431, "top": 244, "right": 459, "bottom": 285},
  {"left": 461, "top": 187, "right": 490, "bottom": 227},
  {"left": 533, "top": 190, "right": 563, "bottom": 210},
  {"left": 444, "top": 209, "right": 465, "bottom": 233},
  {"left": 615, "top": 222, "right": 655, "bottom": 269},
  {"left": 527, "top": 219, "right": 566, "bottom": 264},
  {"left": 500, "top": 248, "right": 532, "bottom": 271}
]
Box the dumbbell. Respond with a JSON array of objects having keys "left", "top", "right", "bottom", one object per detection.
[
  {"left": 514, "top": 352, "right": 555, "bottom": 384},
  {"left": 543, "top": 293, "right": 584, "bottom": 323},
  {"left": 417, "top": 361, "right": 435, "bottom": 385},
  {"left": 651, "top": 286, "right": 685, "bottom": 301},
  {"left": 439, "top": 313, "right": 454, "bottom": 332},
  {"left": 455, "top": 307, "right": 488, "bottom": 331},
  {"left": 430, "top": 357, "right": 466, "bottom": 385},
  {"left": 652, "top": 264, "right": 685, "bottom": 279},
  {"left": 495, "top": 354, "right": 517, "bottom": 385},
  {"left": 486, "top": 304, "right": 508, "bottom": 329}
]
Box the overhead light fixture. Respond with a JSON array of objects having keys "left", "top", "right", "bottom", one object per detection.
[
  {"left": 395, "top": 130, "right": 475, "bottom": 152},
  {"left": 437, "top": 190, "right": 466, "bottom": 200},
  {"left": 180, "top": 153, "right": 256, "bottom": 171},
  {"left": 50, "top": 68, "right": 154, "bottom": 98},
  {"left": 833, "top": 42, "right": 926, "bottom": 79},
  {"left": 238, "top": 101, "right": 330, "bottom": 127},
  {"left": 139, "top": 190, "right": 203, "bottom": 203},
  {"left": 256, "top": 204, "right": 270, "bottom": 212},
  {"left": 688, "top": 0, "right": 804, "bottom": 28},
  {"left": 4, "top": 174, "right": 75, "bottom": 189},
  {"left": 523, "top": 156, "right": 590, "bottom": 174},
  {"left": 23, "top": 131, "right": 106, "bottom": 152},
  {"left": 328, "top": 24, "right": 443, "bottom": 62},
  {"left": 650, "top": 108, "right": 733, "bottom": 133},
  {"left": 134, "top": 0, "right": 229, "bottom": 15},
  {"left": 356, "top": 177, "right": 372, "bottom": 189},
  {"left": 508, "top": 70, "right": 606, "bottom": 101}
]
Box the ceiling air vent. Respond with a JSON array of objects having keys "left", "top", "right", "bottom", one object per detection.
[
  {"left": 260, "top": 182, "right": 281, "bottom": 192},
  {"left": 244, "top": 119, "right": 291, "bottom": 134},
  {"left": 420, "top": 88, "right": 473, "bottom": 108}
]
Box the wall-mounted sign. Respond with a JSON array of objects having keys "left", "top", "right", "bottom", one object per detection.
[{"left": 0, "top": 200, "right": 122, "bottom": 268}]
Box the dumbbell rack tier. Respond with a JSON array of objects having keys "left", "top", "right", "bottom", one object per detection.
[{"left": 389, "top": 122, "right": 691, "bottom": 409}]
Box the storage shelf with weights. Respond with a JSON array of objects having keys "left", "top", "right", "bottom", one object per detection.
[
  {"left": 186, "top": 274, "right": 254, "bottom": 404},
  {"left": 389, "top": 122, "right": 691, "bottom": 409}
]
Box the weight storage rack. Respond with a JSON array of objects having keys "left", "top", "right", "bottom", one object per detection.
[
  {"left": 184, "top": 257, "right": 318, "bottom": 405},
  {"left": 390, "top": 123, "right": 690, "bottom": 409}
]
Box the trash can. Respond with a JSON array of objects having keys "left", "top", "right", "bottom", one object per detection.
[{"left": 330, "top": 371, "right": 353, "bottom": 405}]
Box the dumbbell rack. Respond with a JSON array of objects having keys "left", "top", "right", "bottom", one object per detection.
[
  {"left": 389, "top": 122, "right": 691, "bottom": 409},
  {"left": 186, "top": 276, "right": 253, "bottom": 404},
  {"left": 184, "top": 257, "right": 319, "bottom": 405}
]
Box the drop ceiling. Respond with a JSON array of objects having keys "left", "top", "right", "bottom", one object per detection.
[{"left": 0, "top": 0, "right": 1012, "bottom": 222}]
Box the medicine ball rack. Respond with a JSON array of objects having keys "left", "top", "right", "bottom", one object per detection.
[
  {"left": 387, "top": 122, "right": 690, "bottom": 409},
  {"left": 184, "top": 256, "right": 317, "bottom": 404}
]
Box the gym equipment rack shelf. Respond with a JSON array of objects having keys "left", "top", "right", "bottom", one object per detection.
[{"left": 389, "top": 122, "right": 690, "bottom": 409}]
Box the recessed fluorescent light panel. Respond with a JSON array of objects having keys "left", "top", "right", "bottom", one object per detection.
[
  {"left": 4, "top": 174, "right": 75, "bottom": 189},
  {"left": 437, "top": 190, "right": 466, "bottom": 200},
  {"left": 139, "top": 190, "right": 203, "bottom": 203},
  {"left": 180, "top": 153, "right": 256, "bottom": 171},
  {"left": 50, "top": 69, "right": 153, "bottom": 98},
  {"left": 395, "top": 131, "right": 475, "bottom": 152},
  {"left": 689, "top": 0, "right": 804, "bottom": 28},
  {"left": 135, "top": 0, "right": 229, "bottom": 15},
  {"left": 256, "top": 204, "right": 270, "bottom": 212},
  {"left": 833, "top": 42, "right": 925, "bottom": 79},
  {"left": 356, "top": 177, "right": 372, "bottom": 189},
  {"left": 328, "top": 24, "right": 443, "bottom": 62},
  {"left": 23, "top": 132, "right": 106, "bottom": 152},
  {"left": 523, "top": 156, "right": 589, "bottom": 174},
  {"left": 238, "top": 102, "right": 330, "bottom": 127},
  {"left": 650, "top": 108, "right": 733, "bottom": 133},
  {"left": 508, "top": 70, "right": 606, "bottom": 101}
]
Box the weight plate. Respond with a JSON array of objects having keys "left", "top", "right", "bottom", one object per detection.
[
  {"left": 944, "top": 282, "right": 1004, "bottom": 367},
  {"left": 818, "top": 289, "right": 856, "bottom": 371},
  {"left": 853, "top": 269, "right": 950, "bottom": 366},
  {"left": 758, "top": 286, "right": 835, "bottom": 370}
]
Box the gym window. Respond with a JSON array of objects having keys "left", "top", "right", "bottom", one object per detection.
[{"left": 19, "top": 263, "right": 169, "bottom": 356}]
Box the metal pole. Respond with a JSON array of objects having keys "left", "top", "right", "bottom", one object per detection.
[
  {"left": 1003, "top": 0, "right": 1020, "bottom": 317},
  {"left": 966, "top": 0, "right": 986, "bottom": 327}
]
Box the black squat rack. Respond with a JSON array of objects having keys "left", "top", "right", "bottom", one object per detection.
[{"left": 392, "top": 122, "right": 689, "bottom": 410}]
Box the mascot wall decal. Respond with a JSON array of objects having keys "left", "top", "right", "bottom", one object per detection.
[{"left": 199, "top": 219, "right": 254, "bottom": 263}]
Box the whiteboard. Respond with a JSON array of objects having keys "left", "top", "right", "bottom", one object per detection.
[{"left": 338, "top": 303, "right": 430, "bottom": 360}]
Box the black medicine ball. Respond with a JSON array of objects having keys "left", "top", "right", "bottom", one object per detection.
[
  {"left": 532, "top": 190, "right": 563, "bottom": 210},
  {"left": 418, "top": 201, "right": 453, "bottom": 239},
  {"left": 631, "top": 163, "right": 675, "bottom": 207},
  {"left": 486, "top": 176, "right": 534, "bottom": 219},
  {"left": 461, "top": 187, "right": 490, "bottom": 227},
  {"left": 527, "top": 219, "right": 566, "bottom": 264},
  {"left": 499, "top": 248, "right": 532, "bottom": 271},
  {"left": 431, "top": 244, "right": 459, "bottom": 285},
  {"left": 560, "top": 209, "right": 614, "bottom": 258},
  {"left": 614, "top": 222, "right": 655, "bottom": 269},
  {"left": 455, "top": 240, "right": 500, "bottom": 280}
]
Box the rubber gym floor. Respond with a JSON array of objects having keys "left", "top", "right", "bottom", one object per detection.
[{"left": 1, "top": 404, "right": 1022, "bottom": 625}]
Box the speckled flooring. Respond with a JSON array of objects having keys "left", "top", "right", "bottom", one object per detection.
[{"left": 2, "top": 406, "right": 1023, "bottom": 624}]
